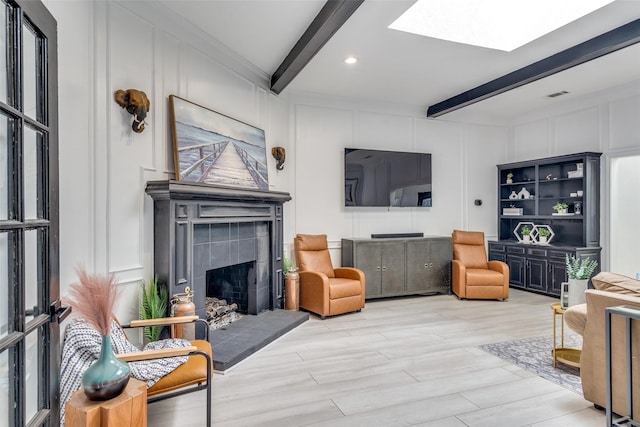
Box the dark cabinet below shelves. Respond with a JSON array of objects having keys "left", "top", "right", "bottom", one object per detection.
[{"left": 488, "top": 241, "right": 600, "bottom": 297}]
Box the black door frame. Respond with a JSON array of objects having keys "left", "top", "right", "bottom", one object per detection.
[{"left": 0, "top": 0, "right": 59, "bottom": 425}]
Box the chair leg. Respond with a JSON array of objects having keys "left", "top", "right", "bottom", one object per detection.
[{"left": 205, "top": 352, "right": 212, "bottom": 427}]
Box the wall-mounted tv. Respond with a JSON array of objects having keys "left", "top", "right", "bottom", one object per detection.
[{"left": 344, "top": 148, "right": 432, "bottom": 207}]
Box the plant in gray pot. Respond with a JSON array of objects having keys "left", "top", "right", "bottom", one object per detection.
[{"left": 565, "top": 255, "right": 598, "bottom": 307}]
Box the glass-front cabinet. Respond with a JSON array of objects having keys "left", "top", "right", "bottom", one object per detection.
[{"left": 490, "top": 152, "right": 601, "bottom": 297}]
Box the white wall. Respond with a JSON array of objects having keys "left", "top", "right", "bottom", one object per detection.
[
  {"left": 610, "top": 155, "right": 640, "bottom": 277},
  {"left": 46, "top": 0, "right": 292, "bottom": 324},
  {"left": 508, "top": 80, "right": 640, "bottom": 271},
  {"left": 44, "top": 0, "right": 509, "bottom": 322},
  {"left": 289, "top": 93, "right": 508, "bottom": 263}
]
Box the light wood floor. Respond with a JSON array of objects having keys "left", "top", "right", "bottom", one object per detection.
[{"left": 147, "top": 289, "right": 604, "bottom": 427}]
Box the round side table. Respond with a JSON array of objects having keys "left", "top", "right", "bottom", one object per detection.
[{"left": 551, "top": 302, "right": 581, "bottom": 368}]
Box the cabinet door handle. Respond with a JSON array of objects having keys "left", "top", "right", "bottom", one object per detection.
[
  {"left": 424, "top": 263, "right": 428, "bottom": 268},
  {"left": 430, "top": 263, "right": 433, "bottom": 268},
  {"left": 382, "top": 266, "right": 387, "bottom": 271},
  {"left": 376, "top": 266, "right": 381, "bottom": 271}
]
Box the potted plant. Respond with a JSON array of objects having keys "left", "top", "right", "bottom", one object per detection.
[
  {"left": 565, "top": 255, "right": 598, "bottom": 306},
  {"left": 283, "top": 256, "right": 299, "bottom": 311},
  {"left": 140, "top": 276, "right": 168, "bottom": 343},
  {"left": 553, "top": 202, "right": 568, "bottom": 214},
  {"left": 521, "top": 225, "right": 532, "bottom": 243},
  {"left": 506, "top": 172, "right": 513, "bottom": 184},
  {"left": 537, "top": 227, "right": 551, "bottom": 244}
]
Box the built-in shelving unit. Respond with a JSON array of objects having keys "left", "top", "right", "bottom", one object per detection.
[{"left": 489, "top": 152, "right": 601, "bottom": 297}]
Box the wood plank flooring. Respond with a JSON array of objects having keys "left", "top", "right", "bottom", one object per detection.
[{"left": 147, "top": 289, "right": 605, "bottom": 426}]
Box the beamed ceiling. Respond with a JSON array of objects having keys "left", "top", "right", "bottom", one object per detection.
[{"left": 156, "top": 0, "right": 640, "bottom": 121}]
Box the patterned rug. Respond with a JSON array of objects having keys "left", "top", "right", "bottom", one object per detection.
[{"left": 479, "top": 334, "right": 583, "bottom": 394}]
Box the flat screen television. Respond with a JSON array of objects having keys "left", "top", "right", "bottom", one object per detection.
[{"left": 344, "top": 148, "right": 432, "bottom": 207}]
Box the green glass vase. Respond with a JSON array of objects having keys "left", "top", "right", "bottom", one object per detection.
[{"left": 82, "top": 335, "right": 130, "bottom": 400}]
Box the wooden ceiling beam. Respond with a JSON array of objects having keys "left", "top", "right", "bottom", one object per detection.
[
  {"left": 427, "top": 18, "right": 640, "bottom": 118},
  {"left": 270, "top": 0, "right": 364, "bottom": 94}
]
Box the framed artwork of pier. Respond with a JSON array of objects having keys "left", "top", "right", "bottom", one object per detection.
[{"left": 169, "top": 95, "right": 269, "bottom": 190}]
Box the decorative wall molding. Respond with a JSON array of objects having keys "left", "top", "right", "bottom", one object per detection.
[{"left": 113, "top": 0, "right": 270, "bottom": 89}]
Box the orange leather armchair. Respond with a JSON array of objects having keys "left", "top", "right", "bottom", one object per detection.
[
  {"left": 294, "top": 234, "right": 365, "bottom": 319},
  {"left": 451, "top": 230, "right": 509, "bottom": 300},
  {"left": 118, "top": 316, "right": 213, "bottom": 426}
]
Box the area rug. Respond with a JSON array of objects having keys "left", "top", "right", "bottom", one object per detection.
[{"left": 479, "top": 334, "right": 583, "bottom": 394}]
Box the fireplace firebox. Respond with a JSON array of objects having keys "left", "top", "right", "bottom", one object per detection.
[{"left": 207, "top": 261, "right": 258, "bottom": 314}]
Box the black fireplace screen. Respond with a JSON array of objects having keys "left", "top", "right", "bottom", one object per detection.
[{"left": 206, "top": 261, "right": 256, "bottom": 313}]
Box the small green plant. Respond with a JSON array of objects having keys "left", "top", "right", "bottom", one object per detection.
[
  {"left": 538, "top": 227, "right": 551, "bottom": 237},
  {"left": 283, "top": 256, "right": 294, "bottom": 273},
  {"left": 565, "top": 255, "right": 598, "bottom": 280},
  {"left": 506, "top": 172, "right": 513, "bottom": 180},
  {"left": 521, "top": 225, "right": 531, "bottom": 236},
  {"left": 553, "top": 202, "right": 568, "bottom": 212},
  {"left": 140, "top": 276, "right": 168, "bottom": 342}
]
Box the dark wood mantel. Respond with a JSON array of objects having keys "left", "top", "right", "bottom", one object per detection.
[{"left": 145, "top": 180, "right": 292, "bottom": 204}]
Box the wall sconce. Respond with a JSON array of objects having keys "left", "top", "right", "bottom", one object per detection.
[{"left": 271, "top": 147, "right": 286, "bottom": 170}]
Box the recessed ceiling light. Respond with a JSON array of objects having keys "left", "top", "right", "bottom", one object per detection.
[
  {"left": 389, "top": 0, "right": 615, "bottom": 52},
  {"left": 345, "top": 56, "right": 358, "bottom": 64}
]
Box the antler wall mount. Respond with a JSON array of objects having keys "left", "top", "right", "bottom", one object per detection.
[{"left": 114, "top": 89, "right": 150, "bottom": 133}]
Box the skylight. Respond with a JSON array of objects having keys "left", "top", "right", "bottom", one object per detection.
[{"left": 388, "top": 0, "right": 615, "bottom": 52}]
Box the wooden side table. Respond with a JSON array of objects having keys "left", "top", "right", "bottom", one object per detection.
[
  {"left": 551, "top": 302, "right": 581, "bottom": 368},
  {"left": 65, "top": 378, "right": 147, "bottom": 427}
]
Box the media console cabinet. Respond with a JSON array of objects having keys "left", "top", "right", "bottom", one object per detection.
[{"left": 341, "top": 236, "right": 451, "bottom": 299}]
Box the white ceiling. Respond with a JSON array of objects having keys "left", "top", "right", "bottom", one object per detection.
[{"left": 157, "top": 0, "right": 640, "bottom": 121}]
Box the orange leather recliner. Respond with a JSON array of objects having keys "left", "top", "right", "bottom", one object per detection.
[
  {"left": 451, "top": 229, "right": 509, "bottom": 300},
  {"left": 294, "top": 234, "right": 365, "bottom": 319},
  {"left": 118, "top": 316, "right": 213, "bottom": 426}
]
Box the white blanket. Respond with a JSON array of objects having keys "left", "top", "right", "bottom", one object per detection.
[{"left": 59, "top": 319, "right": 191, "bottom": 426}]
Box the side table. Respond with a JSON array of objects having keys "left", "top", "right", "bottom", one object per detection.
[
  {"left": 65, "top": 378, "right": 147, "bottom": 427},
  {"left": 551, "top": 302, "right": 581, "bottom": 368}
]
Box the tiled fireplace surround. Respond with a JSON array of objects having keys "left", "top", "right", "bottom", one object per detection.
[
  {"left": 145, "top": 180, "right": 292, "bottom": 319},
  {"left": 198, "top": 222, "right": 269, "bottom": 315}
]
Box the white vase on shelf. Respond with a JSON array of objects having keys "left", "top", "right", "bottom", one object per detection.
[{"left": 517, "top": 187, "right": 530, "bottom": 199}]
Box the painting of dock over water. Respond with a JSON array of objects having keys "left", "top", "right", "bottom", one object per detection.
[{"left": 169, "top": 95, "right": 269, "bottom": 190}]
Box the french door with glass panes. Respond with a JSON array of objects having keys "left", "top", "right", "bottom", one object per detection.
[{"left": 0, "top": 0, "right": 61, "bottom": 426}]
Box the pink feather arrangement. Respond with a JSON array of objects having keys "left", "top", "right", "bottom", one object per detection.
[{"left": 65, "top": 267, "right": 121, "bottom": 336}]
